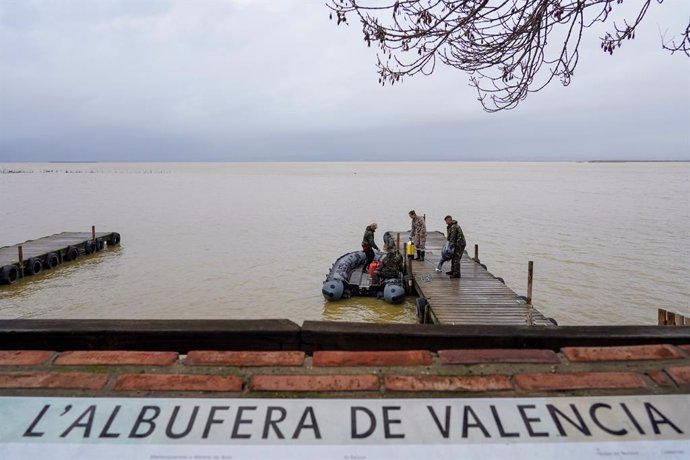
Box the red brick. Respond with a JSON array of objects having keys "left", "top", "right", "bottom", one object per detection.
[
  {"left": 385, "top": 375, "right": 512, "bottom": 392},
  {"left": 185, "top": 351, "right": 304, "bottom": 367},
  {"left": 0, "top": 351, "right": 55, "bottom": 366},
  {"left": 438, "top": 349, "right": 559, "bottom": 364},
  {"left": 55, "top": 351, "right": 178, "bottom": 366},
  {"left": 114, "top": 374, "right": 242, "bottom": 392},
  {"left": 0, "top": 371, "right": 108, "bottom": 390},
  {"left": 647, "top": 370, "right": 674, "bottom": 387},
  {"left": 251, "top": 374, "right": 379, "bottom": 392},
  {"left": 678, "top": 345, "right": 690, "bottom": 355},
  {"left": 562, "top": 344, "right": 683, "bottom": 362},
  {"left": 665, "top": 366, "right": 690, "bottom": 386},
  {"left": 312, "top": 350, "right": 432, "bottom": 367},
  {"left": 515, "top": 372, "right": 647, "bottom": 391}
]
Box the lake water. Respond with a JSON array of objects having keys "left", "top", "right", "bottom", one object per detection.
[{"left": 0, "top": 162, "right": 688, "bottom": 325}]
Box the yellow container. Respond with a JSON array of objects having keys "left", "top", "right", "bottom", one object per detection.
[{"left": 406, "top": 241, "right": 416, "bottom": 256}]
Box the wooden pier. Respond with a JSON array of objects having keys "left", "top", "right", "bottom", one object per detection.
[
  {"left": 400, "top": 231, "right": 554, "bottom": 326},
  {"left": 0, "top": 230, "right": 121, "bottom": 285}
]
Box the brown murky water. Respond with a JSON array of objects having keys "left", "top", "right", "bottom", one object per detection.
[{"left": 1, "top": 162, "right": 688, "bottom": 325}]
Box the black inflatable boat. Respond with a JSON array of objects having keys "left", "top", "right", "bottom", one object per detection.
[{"left": 321, "top": 250, "right": 406, "bottom": 304}]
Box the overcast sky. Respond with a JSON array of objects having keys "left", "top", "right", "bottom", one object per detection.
[{"left": 0, "top": 0, "right": 688, "bottom": 162}]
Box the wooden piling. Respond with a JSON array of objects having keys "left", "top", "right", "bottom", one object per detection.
[
  {"left": 474, "top": 244, "right": 479, "bottom": 263},
  {"left": 399, "top": 233, "right": 405, "bottom": 273},
  {"left": 92, "top": 225, "right": 96, "bottom": 241},
  {"left": 658, "top": 308, "right": 667, "bottom": 326},
  {"left": 657, "top": 308, "right": 689, "bottom": 326},
  {"left": 668, "top": 311, "right": 676, "bottom": 325},
  {"left": 526, "top": 261, "right": 534, "bottom": 305}
]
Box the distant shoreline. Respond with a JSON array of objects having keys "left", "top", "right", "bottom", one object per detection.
[
  {"left": 586, "top": 160, "right": 689, "bottom": 163},
  {"left": 0, "top": 159, "right": 688, "bottom": 164}
]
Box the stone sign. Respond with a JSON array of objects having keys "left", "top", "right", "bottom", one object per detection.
[{"left": 1, "top": 395, "right": 688, "bottom": 459}]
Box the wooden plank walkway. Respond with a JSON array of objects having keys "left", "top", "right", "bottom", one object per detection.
[
  {"left": 399, "top": 231, "right": 553, "bottom": 326},
  {"left": 0, "top": 231, "right": 120, "bottom": 284}
]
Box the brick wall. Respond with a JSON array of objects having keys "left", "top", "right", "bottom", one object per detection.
[{"left": 0, "top": 344, "right": 688, "bottom": 398}]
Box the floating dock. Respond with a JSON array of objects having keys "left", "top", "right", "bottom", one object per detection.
[
  {"left": 0, "top": 231, "right": 121, "bottom": 285},
  {"left": 400, "top": 231, "right": 554, "bottom": 326}
]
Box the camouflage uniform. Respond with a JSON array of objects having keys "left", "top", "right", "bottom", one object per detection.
[
  {"left": 377, "top": 250, "right": 403, "bottom": 280},
  {"left": 361, "top": 225, "right": 379, "bottom": 270},
  {"left": 446, "top": 220, "right": 466, "bottom": 277},
  {"left": 410, "top": 215, "right": 427, "bottom": 250}
]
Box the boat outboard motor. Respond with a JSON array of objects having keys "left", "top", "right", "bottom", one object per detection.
[
  {"left": 322, "top": 279, "right": 345, "bottom": 300},
  {"left": 383, "top": 280, "right": 405, "bottom": 304}
]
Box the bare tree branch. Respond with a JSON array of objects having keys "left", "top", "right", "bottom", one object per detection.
[{"left": 328, "top": 0, "right": 688, "bottom": 112}]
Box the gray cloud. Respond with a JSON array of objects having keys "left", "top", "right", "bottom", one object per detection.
[{"left": 1, "top": 0, "right": 688, "bottom": 161}]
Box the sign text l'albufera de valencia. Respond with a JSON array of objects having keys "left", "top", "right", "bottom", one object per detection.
[
  {"left": 0, "top": 396, "right": 688, "bottom": 459},
  {"left": 3, "top": 395, "right": 688, "bottom": 443}
]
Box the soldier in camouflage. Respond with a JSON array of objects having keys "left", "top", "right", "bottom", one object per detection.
[
  {"left": 444, "top": 215, "right": 466, "bottom": 278},
  {"left": 408, "top": 210, "right": 427, "bottom": 260},
  {"left": 376, "top": 243, "right": 404, "bottom": 281},
  {"left": 361, "top": 223, "right": 379, "bottom": 272}
]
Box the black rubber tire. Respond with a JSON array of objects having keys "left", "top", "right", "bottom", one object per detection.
[
  {"left": 25, "top": 257, "right": 43, "bottom": 276},
  {"left": 109, "top": 233, "right": 121, "bottom": 245},
  {"left": 0, "top": 265, "right": 20, "bottom": 284},
  {"left": 84, "top": 240, "right": 96, "bottom": 254},
  {"left": 95, "top": 239, "right": 105, "bottom": 251},
  {"left": 43, "top": 253, "right": 59, "bottom": 269},
  {"left": 415, "top": 297, "right": 429, "bottom": 323},
  {"left": 64, "top": 246, "right": 79, "bottom": 261}
]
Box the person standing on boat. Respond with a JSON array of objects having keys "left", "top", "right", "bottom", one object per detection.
[
  {"left": 445, "top": 215, "right": 466, "bottom": 278},
  {"left": 361, "top": 223, "right": 379, "bottom": 272},
  {"left": 376, "top": 242, "right": 403, "bottom": 281},
  {"left": 409, "top": 210, "right": 427, "bottom": 260}
]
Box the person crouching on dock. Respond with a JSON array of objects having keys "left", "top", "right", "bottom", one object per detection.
[{"left": 375, "top": 242, "right": 404, "bottom": 282}]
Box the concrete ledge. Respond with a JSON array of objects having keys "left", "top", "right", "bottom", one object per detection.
[
  {"left": 0, "top": 320, "right": 689, "bottom": 353},
  {"left": 0, "top": 319, "right": 302, "bottom": 352},
  {"left": 301, "top": 321, "right": 690, "bottom": 351}
]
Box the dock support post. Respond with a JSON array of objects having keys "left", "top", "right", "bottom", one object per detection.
[
  {"left": 657, "top": 308, "right": 687, "bottom": 326},
  {"left": 407, "top": 257, "right": 413, "bottom": 293},
  {"left": 658, "top": 308, "right": 667, "bottom": 325},
  {"left": 398, "top": 233, "right": 405, "bottom": 273},
  {"left": 92, "top": 225, "right": 96, "bottom": 241},
  {"left": 526, "top": 261, "right": 534, "bottom": 326},
  {"left": 668, "top": 311, "right": 676, "bottom": 325},
  {"left": 526, "top": 261, "right": 533, "bottom": 305},
  {"left": 474, "top": 244, "right": 479, "bottom": 263},
  {"left": 18, "top": 246, "right": 24, "bottom": 277}
]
